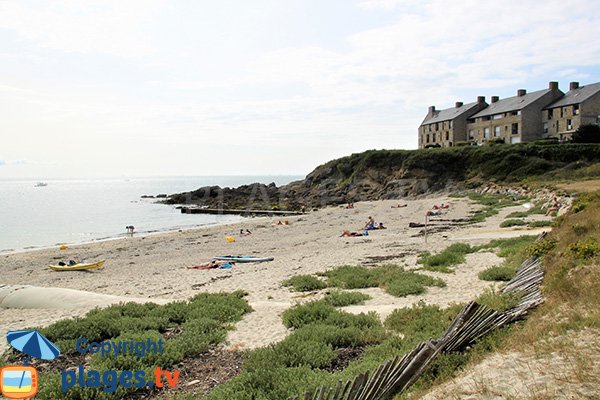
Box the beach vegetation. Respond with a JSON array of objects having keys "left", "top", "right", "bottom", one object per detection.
[
  {"left": 417, "top": 243, "right": 476, "bottom": 272},
  {"left": 323, "top": 290, "right": 371, "bottom": 307},
  {"left": 477, "top": 235, "right": 539, "bottom": 281},
  {"left": 282, "top": 275, "right": 327, "bottom": 292},
  {"left": 4, "top": 291, "right": 252, "bottom": 399},
  {"left": 499, "top": 218, "right": 527, "bottom": 227},
  {"left": 321, "top": 264, "right": 446, "bottom": 297},
  {"left": 527, "top": 220, "right": 553, "bottom": 228}
]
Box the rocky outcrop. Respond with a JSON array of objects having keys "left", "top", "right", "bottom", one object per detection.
[{"left": 162, "top": 144, "right": 600, "bottom": 211}]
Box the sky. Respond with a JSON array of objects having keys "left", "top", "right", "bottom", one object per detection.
[{"left": 1, "top": 0, "right": 600, "bottom": 179}]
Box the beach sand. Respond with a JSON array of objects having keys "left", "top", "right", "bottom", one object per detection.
[{"left": 0, "top": 195, "right": 552, "bottom": 353}]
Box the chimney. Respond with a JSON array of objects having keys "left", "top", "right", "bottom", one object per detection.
[
  {"left": 517, "top": 89, "right": 526, "bottom": 97},
  {"left": 428, "top": 106, "right": 436, "bottom": 114},
  {"left": 477, "top": 96, "right": 486, "bottom": 104},
  {"left": 549, "top": 81, "right": 559, "bottom": 91},
  {"left": 455, "top": 101, "right": 463, "bottom": 108},
  {"left": 491, "top": 96, "right": 499, "bottom": 103},
  {"left": 570, "top": 81, "right": 580, "bottom": 90}
]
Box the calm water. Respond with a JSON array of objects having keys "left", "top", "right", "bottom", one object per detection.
[{"left": 0, "top": 176, "right": 301, "bottom": 252}]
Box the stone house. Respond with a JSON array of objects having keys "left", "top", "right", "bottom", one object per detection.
[
  {"left": 466, "top": 82, "right": 564, "bottom": 145},
  {"left": 418, "top": 97, "right": 488, "bottom": 148},
  {"left": 543, "top": 81, "right": 600, "bottom": 141}
]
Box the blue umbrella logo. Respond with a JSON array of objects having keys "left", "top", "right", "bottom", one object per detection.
[{"left": 6, "top": 330, "right": 60, "bottom": 361}]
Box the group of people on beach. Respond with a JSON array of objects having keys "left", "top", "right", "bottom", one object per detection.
[
  {"left": 340, "top": 215, "right": 386, "bottom": 237},
  {"left": 427, "top": 203, "right": 450, "bottom": 216}
]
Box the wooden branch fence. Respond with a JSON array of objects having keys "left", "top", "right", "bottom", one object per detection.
[{"left": 290, "top": 236, "right": 546, "bottom": 400}]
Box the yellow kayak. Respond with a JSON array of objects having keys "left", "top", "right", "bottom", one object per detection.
[{"left": 49, "top": 260, "right": 105, "bottom": 271}]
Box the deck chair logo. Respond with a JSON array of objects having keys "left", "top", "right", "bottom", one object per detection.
[{"left": 1, "top": 330, "right": 61, "bottom": 399}]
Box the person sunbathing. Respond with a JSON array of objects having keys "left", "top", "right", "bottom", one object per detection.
[
  {"left": 341, "top": 230, "right": 365, "bottom": 237},
  {"left": 375, "top": 222, "right": 386, "bottom": 229},
  {"left": 391, "top": 203, "right": 408, "bottom": 208},
  {"left": 188, "top": 260, "right": 236, "bottom": 270},
  {"left": 426, "top": 210, "right": 442, "bottom": 216}
]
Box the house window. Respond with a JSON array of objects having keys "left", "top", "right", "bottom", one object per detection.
[
  {"left": 567, "top": 119, "right": 573, "bottom": 130},
  {"left": 436, "top": 123, "right": 439, "bottom": 130},
  {"left": 573, "top": 105, "right": 580, "bottom": 115},
  {"left": 483, "top": 116, "right": 491, "bottom": 121},
  {"left": 426, "top": 134, "right": 430, "bottom": 143},
  {"left": 468, "top": 130, "right": 475, "bottom": 140},
  {"left": 543, "top": 122, "right": 548, "bottom": 133},
  {"left": 449, "top": 121, "right": 453, "bottom": 129},
  {"left": 445, "top": 132, "right": 449, "bottom": 141},
  {"left": 493, "top": 114, "right": 503, "bottom": 120},
  {"left": 560, "top": 108, "right": 564, "bottom": 118},
  {"left": 512, "top": 123, "right": 519, "bottom": 135},
  {"left": 484, "top": 127, "right": 490, "bottom": 138},
  {"left": 548, "top": 109, "right": 553, "bottom": 119},
  {"left": 494, "top": 126, "right": 500, "bottom": 137}
]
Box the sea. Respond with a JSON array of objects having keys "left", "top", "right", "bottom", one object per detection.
[{"left": 0, "top": 176, "right": 301, "bottom": 253}]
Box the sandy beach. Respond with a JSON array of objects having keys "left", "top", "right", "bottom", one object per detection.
[{"left": 0, "top": 195, "right": 552, "bottom": 353}]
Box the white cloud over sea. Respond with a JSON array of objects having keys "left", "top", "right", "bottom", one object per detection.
[{"left": 1, "top": 0, "right": 600, "bottom": 178}]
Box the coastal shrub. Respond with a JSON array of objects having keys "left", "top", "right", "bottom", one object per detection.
[
  {"left": 28, "top": 291, "right": 253, "bottom": 399},
  {"left": 500, "top": 219, "right": 528, "bottom": 228},
  {"left": 283, "top": 275, "right": 327, "bottom": 292},
  {"left": 528, "top": 220, "right": 553, "bottom": 228},
  {"left": 323, "top": 290, "right": 371, "bottom": 307},
  {"left": 282, "top": 300, "right": 337, "bottom": 329},
  {"left": 527, "top": 236, "right": 557, "bottom": 258},
  {"left": 566, "top": 238, "right": 600, "bottom": 260},
  {"left": 385, "top": 302, "right": 463, "bottom": 340},
  {"left": 476, "top": 235, "right": 537, "bottom": 258},
  {"left": 322, "top": 265, "right": 379, "bottom": 289},
  {"left": 322, "top": 265, "right": 445, "bottom": 297},
  {"left": 418, "top": 243, "right": 475, "bottom": 272},
  {"left": 476, "top": 289, "right": 522, "bottom": 312},
  {"left": 506, "top": 211, "right": 528, "bottom": 218},
  {"left": 479, "top": 265, "right": 516, "bottom": 281}
]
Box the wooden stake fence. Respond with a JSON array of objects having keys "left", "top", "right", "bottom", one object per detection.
[{"left": 290, "top": 234, "right": 547, "bottom": 400}]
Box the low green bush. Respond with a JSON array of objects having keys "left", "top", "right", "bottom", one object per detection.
[
  {"left": 476, "top": 289, "right": 522, "bottom": 312},
  {"left": 322, "top": 266, "right": 379, "bottom": 289},
  {"left": 323, "top": 290, "right": 371, "bottom": 307},
  {"left": 385, "top": 302, "right": 463, "bottom": 340},
  {"left": 418, "top": 243, "right": 475, "bottom": 272},
  {"left": 323, "top": 265, "right": 445, "bottom": 298},
  {"left": 32, "top": 291, "right": 253, "bottom": 399},
  {"left": 282, "top": 301, "right": 338, "bottom": 329},
  {"left": 283, "top": 275, "right": 327, "bottom": 292},
  {"left": 478, "top": 265, "right": 516, "bottom": 281},
  {"left": 528, "top": 220, "right": 553, "bottom": 228},
  {"left": 500, "top": 219, "right": 528, "bottom": 228},
  {"left": 506, "top": 211, "right": 529, "bottom": 218},
  {"left": 567, "top": 238, "right": 600, "bottom": 259}
]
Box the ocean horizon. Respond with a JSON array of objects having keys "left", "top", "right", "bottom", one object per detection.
[{"left": 0, "top": 175, "right": 302, "bottom": 253}]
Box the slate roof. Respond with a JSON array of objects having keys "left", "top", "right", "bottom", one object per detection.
[
  {"left": 545, "top": 82, "right": 600, "bottom": 109},
  {"left": 421, "top": 102, "right": 481, "bottom": 125},
  {"left": 471, "top": 89, "right": 551, "bottom": 119}
]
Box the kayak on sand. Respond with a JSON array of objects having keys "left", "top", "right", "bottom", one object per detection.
[{"left": 213, "top": 256, "right": 274, "bottom": 263}]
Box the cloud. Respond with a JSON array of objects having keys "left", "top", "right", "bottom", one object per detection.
[{"left": 0, "top": 0, "right": 165, "bottom": 57}]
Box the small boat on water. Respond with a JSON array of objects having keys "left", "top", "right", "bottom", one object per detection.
[
  {"left": 213, "top": 256, "right": 274, "bottom": 263},
  {"left": 34, "top": 182, "right": 48, "bottom": 187},
  {"left": 49, "top": 260, "right": 105, "bottom": 271}
]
